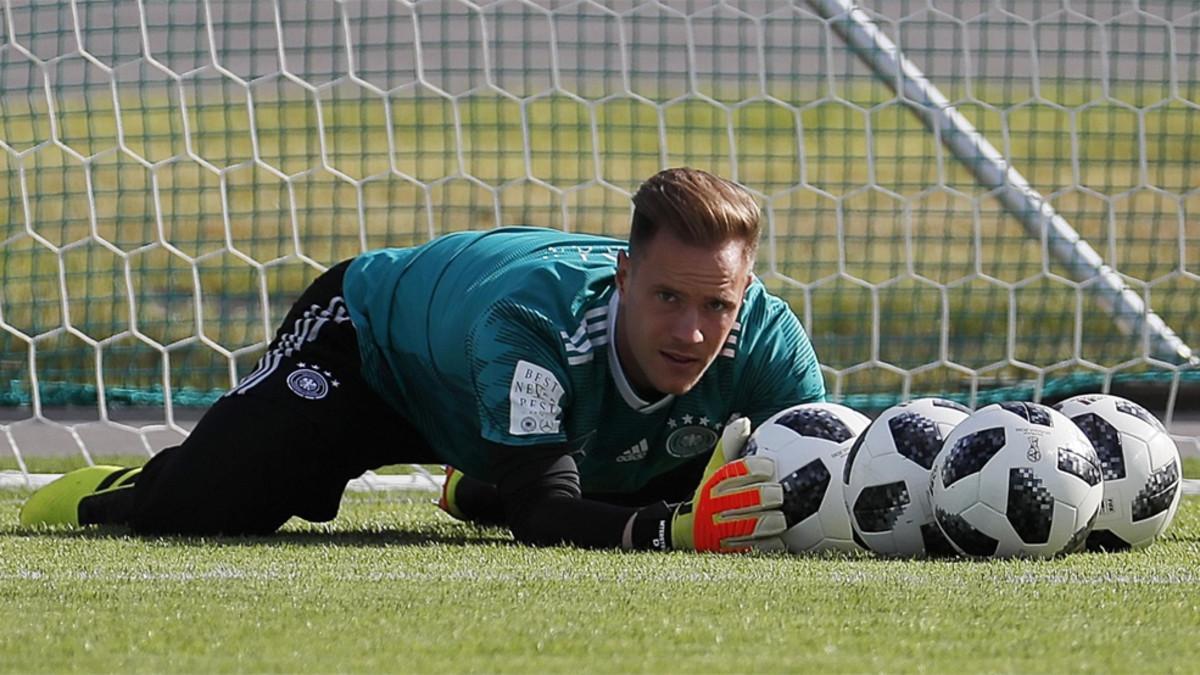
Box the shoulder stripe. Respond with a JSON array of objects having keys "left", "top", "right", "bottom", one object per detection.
[
  {"left": 563, "top": 340, "right": 592, "bottom": 354},
  {"left": 561, "top": 303, "right": 611, "bottom": 357},
  {"left": 562, "top": 311, "right": 610, "bottom": 346},
  {"left": 562, "top": 334, "right": 608, "bottom": 355},
  {"left": 562, "top": 324, "right": 587, "bottom": 346}
]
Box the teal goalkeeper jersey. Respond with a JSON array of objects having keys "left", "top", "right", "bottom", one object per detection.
[{"left": 342, "top": 227, "right": 825, "bottom": 494}]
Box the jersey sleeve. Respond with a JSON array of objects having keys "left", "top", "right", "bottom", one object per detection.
[
  {"left": 740, "top": 297, "right": 827, "bottom": 429},
  {"left": 467, "top": 301, "right": 573, "bottom": 448}
]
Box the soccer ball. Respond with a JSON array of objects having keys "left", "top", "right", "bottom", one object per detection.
[
  {"left": 843, "top": 398, "right": 971, "bottom": 557},
  {"left": 742, "top": 402, "right": 870, "bottom": 554},
  {"left": 929, "top": 402, "right": 1103, "bottom": 558},
  {"left": 1054, "top": 394, "right": 1182, "bottom": 551}
]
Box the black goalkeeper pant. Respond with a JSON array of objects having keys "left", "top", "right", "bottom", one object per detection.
[{"left": 82, "top": 260, "right": 439, "bottom": 535}]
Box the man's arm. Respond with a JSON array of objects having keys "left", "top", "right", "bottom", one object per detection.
[
  {"left": 449, "top": 421, "right": 786, "bottom": 552},
  {"left": 491, "top": 444, "right": 651, "bottom": 548},
  {"left": 439, "top": 457, "right": 679, "bottom": 547},
  {"left": 439, "top": 454, "right": 673, "bottom": 548}
]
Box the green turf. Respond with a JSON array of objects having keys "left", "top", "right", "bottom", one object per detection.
[{"left": 3, "top": 488, "right": 1200, "bottom": 673}]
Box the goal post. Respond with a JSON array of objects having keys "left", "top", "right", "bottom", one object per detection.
[
  {"left": 808, "top": 0, "right": 1195, "bottom": 369},
  {"left": 0, "top": 0, "right": 1197, "bottom": 488}
]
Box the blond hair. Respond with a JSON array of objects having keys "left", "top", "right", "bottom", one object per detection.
[{"left": 629, "top": 168, "right": 760, "bottom": 259}]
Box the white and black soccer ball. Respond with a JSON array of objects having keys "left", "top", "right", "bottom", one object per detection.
[
  {"left": 842, "top": 398, "right": 971, "bottom": 557},
  {"left": 742, "top": 402, "right": 871, "bottom": 554},
  {"left": 929, "top": 402, "right": 1103, "bottom": 558},
  {"left": 1054, "top": 394, "right": 1181, "bottom": 551}
]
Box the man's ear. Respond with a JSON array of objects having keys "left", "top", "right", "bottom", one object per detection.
[{"left": 616, "top": 250, "right": 631, "bottom": 293}]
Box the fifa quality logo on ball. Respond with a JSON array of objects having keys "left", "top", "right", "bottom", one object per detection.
[{"left": 1026, "top": 436, "right": 1042, "bottom": 463}]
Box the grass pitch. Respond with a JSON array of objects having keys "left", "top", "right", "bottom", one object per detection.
[{"left": 3, "top": 487, "right": 1200, "bottom": 673}]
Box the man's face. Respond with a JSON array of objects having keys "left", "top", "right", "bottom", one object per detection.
[{"left": 615, "top": 230, "right": 754, "bottom": 397}]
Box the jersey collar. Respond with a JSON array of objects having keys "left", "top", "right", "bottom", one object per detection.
[{"left": 607, "top": 291, "right": 674, "bottom": 415}]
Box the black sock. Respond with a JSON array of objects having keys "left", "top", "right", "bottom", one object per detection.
[
  {"left": 78, "top": 487, "right": 136, "bottom": 526},
  {"left": 454, "top": 473, "right": 507, "bottom": 527}
]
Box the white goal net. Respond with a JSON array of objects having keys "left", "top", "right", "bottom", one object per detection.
[{"left": 0, "top": 0, "right": 1196, "bottom": 491}]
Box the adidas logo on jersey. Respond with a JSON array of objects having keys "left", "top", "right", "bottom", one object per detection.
[{"left": 616, "top": 439, "right": 649, "bottom": 463}]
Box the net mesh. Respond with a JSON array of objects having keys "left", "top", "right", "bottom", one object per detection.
[{"left": 0, "top": 0, "right": 1197, "bottom": 468}]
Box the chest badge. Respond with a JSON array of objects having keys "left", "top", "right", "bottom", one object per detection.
[
  {"left": 288, "top": 367, "right": 329, "bottom": 400},
  {"left": 665, "top": 414, "right": 720, "bottom": 458}
]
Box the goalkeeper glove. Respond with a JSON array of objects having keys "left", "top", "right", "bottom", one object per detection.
[
  {"left": 628, "top": 418, "right": 786, "bottom": 553},
  {"left": 437, "top": 466, "right": 468, "bottom": 521}
]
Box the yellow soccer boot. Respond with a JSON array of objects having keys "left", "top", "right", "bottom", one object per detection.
[{"left": 19, "top": 465, "right": 140, "bottom": 528}]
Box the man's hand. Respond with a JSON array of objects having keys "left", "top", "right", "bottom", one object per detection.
[{"left": 669, "top": 418, "right": 787, "bottom": 553}]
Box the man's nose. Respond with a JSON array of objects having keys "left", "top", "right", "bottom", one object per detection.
[{"left": 671, "top": 308, "right": 704, "bottom": 344}]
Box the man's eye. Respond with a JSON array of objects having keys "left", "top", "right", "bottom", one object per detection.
[
  {"left": 656, "top": 291, "right": 676, "bottom": 303},
  {"left": 708, "top": 300, "right": 730, "bottom": 312}
]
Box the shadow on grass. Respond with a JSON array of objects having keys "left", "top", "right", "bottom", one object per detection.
[{"left": 2, "top": 523, "right": 514, "bottom": 548}]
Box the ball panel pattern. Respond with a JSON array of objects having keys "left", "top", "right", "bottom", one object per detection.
[
  {"left": 774, "top": 408, "right": 855, "bottom": 443},
  {"left": 852, "top": 528, "right": 870, "bottom": 551},
  {"left": 888, "top": 412, "right": 943, "bottom": 469},
  {"left": 940, "top": 427, "right": 1006, "bottom": 488},
  {"left": 1116, "top": 400, "right": 1165, "bottom": 432},
  {"left": 1132, "top": 460, "right": 1180, "bottom": 522},
  {"left": 930, "top": 398, "right": 971, "bottom": 413},
  {"left": 1006, "top": 467, "right": 1054, "bottom": 544},
  {"left": 935, "top": 506, "right": 1000, "bottom": 557},
  {"left": 842, "top": 432, "right": 867, "bottom": 485},
  {"left": 1069, "top": 412, "right": 1125, "bottom": 480},
  {"left": 1057, "top": 445, "right": 1103, "bottom": 487},
  {"left": 998, "top": 401, "right": 1052, "bottom": 426},
  {"left": 1057, "top": 393, "right": 1180, "bottom": 551},
  {"left": 851, "top": 480, "right": 910, "bottom": 533},
  {"left": 932, "top": 402, "right": 1106, "bottom": 558},
  {"left": 844, "top": 399, "right": 969, "bottom": 558},
  {"left": 920, "top": 522, "right": 956, "bottom": 557},
  {"left": 1063, "top": 507, "right": 1098, "bottom": 554},
  {"left": 779, "top": 458, "right": 832, "bottom": 527}
]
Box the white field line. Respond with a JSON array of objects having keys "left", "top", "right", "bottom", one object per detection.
[{"left": 0, "top": 470, "right": 445, "bottom": 492}]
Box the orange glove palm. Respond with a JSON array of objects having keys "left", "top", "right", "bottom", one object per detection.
[{"left": 670, "top": 418, "right": 786, "bottom": 552}]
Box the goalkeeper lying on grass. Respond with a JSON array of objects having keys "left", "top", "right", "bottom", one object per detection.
[{"left": 21, "top": 168, "right": 825, "bottom": 552}]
